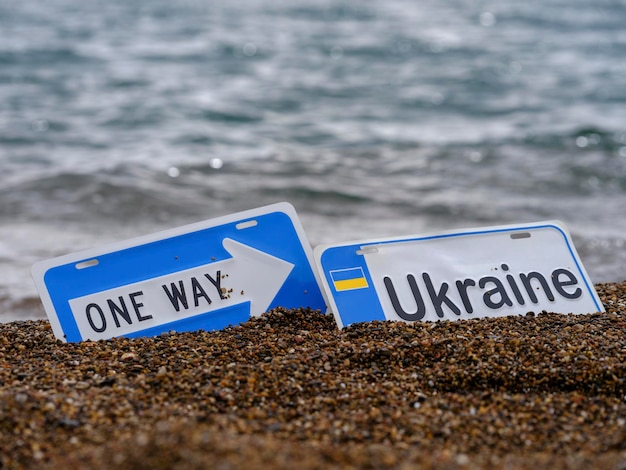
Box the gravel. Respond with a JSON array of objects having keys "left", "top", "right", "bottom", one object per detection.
[{"left": 1, "top": 281, "right": 626, "bottom": 469}]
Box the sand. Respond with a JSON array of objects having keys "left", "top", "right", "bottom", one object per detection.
[{"left": 1, "top": 281, "right": 626, "bottom": 469}]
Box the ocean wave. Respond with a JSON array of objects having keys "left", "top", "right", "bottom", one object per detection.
[
  {"left": 0, "top": 47, "right": 100, "bottom": 66},
  {"left": 0, "top": 295, "right": 44, "bottom": 321}
]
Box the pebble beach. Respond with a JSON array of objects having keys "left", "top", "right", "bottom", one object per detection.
[{"left": 2, "top": 281, "right": 626, "bottom": 469}]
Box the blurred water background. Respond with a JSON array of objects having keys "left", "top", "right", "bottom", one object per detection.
[{"left": 1, "top": 0, "right": 626, "bottom": 321}]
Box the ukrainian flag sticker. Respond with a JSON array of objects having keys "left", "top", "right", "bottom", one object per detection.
[{"left": 330, "top": 267, "right": 368, "bottom": 292}]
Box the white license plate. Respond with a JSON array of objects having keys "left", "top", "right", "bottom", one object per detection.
[{"left": 315, "top": 221, "right": 604, "bottom": 328}]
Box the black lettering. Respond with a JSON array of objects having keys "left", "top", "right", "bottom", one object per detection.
[
  {"left": 479, "top": 276, "right": 513, "bottom": 309},
  {"left": 384, "top": 275, "right": 426, "bottom": 321},
  {"left": 204, "top": 271, "right": 226, "bottom": 300},
  {"left": 423, "top": 273, "right": 461, "bottom": 317},
  {"left": 107, "top": 296, "right": 132, "bottom": 328},
  {"left": 191, "top": 277, "right": 212, "bottom": 307},
  {"left": 86, "top": 303, "right": 106, "bottom": 333},
  {"left": 520, "top": 271, "right": 555, "bottom": 303},
  {"left": 552, "top": 268, "right": 582, "bottom": 299},
  {"left": 502, "top": 264, "right": 525, "bottom": 305},
  {"left": 455, "top": 278, "right": 476, "bottom": 313},
  {"left": 129, "top": 291, "right": 152, "bottom": 322},
  {"left": 162, "top": 281, "right": 189, "bottom": 312}
]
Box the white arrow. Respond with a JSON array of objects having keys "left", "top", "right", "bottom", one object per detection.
[
  {"left": 218, "top": 238, "right": 295, "bottom": 316},
  {"left": 69, "top": 238, "right": 294, "bottom": 341}
]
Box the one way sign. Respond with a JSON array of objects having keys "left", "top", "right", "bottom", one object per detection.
[{"left": 32, "top": 203, "right": 326, "bottom": 342}]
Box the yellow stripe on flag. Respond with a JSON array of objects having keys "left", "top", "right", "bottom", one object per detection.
[
  {"left": 334, "top": 276, "right": 368, "bottom": 291},
  {"left": 330, "top": 266, "right": 369, "bottom": 292}
]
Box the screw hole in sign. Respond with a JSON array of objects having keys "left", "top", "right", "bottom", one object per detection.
[
  {"left": 236, "top": 220, "right": 258, "bottom": 230},
  {"left": 75, "top": 259, "right": 99, "bottom": 270},
  {"left": 356, "top": 247, "right": 379, "bottom": 255},
  {"left": 510, "top": 232, "right": 531, "bottom": 240}
]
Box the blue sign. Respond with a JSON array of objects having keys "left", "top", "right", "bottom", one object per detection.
[
  {"left": 32, "top": 203, "right": 326, "bottom": 342},
  {"left": 315, "top": 221, "right": 604, "bottom": 328}
]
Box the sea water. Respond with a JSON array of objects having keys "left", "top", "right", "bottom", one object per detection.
[{"left": 1, "top": 0, "right": 625, "bottom": 320}]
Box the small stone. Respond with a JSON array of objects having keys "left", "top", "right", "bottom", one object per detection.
[{"left": 14, "top": 393, "right": 28, "bottom": 404}]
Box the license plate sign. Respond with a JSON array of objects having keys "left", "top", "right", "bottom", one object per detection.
[{"left": 315, "top": 221, "right": 604, "bottom": 328}]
